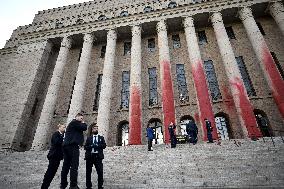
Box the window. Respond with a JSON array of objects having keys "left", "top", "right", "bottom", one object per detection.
[
  {"left": 100, "top": 45, "right": 106, "bottom": 58},
  {"left": 172, "top": 34, "right": 181, "bottom": 49},
  {"left": 235, "top": 56, "right": 256, "bottom": 96},
  {"left": 203, "top": 60, "right": 222, "bottom": 101},
  {"left": 148, "top": 68, "right": 158, "bottom": 106},
  {"left": 98, "top": 15, "right": 107, "bottom": 21},
  {"left": 124, "top": 42, "right": 131, "bottom": 56},
  {"left": 120, "top": 11, "right": 129, "bottom": 17},
  {"left": 271, "top": 52, "right": 284, "bottom": 80},
  {"left": 93, "top": 74, "right": 103, "bottom": 111},
  {"left": 176, "top": 64, "right": 189, "bottom": 103},
  {"left": 148, "top": 38, "right": 155, "bottom": 52},
  {"left": 256, "top": 22, "right": 265, "bottom": 35},
  {"left": 198, "top": 30, "right": 207, "bottom": 45},
  {"left": 168, "top": 2, "right": 177, "bottom": 8},
  {"left": 67, "top": 77, "right": 76, "bottom": 114},
  {"left": 121, "top": 71, "right": 130, "bottom": 109},
  {"left": 144, "top": 6, "right": 153, "bottom": 13},
  {"left": 225, "top": 26, "right": 236, "bottom": 39}
]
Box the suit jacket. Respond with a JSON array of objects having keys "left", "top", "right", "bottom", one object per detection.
[
  {"left": 205, "top": 120, "right": 213, "bottom": 133},
  {"left": 63, "top": 119, "right": 87, "bottom": 146},
  {"left": 47, "top": 131, "right": 64, "bottom": 160},
  {"left": 84, "top": 135, "right": 106, "bottom": 160}
]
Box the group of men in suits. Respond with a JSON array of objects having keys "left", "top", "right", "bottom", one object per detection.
[{"left": 41, "top": 113, "right": 106, "bottom": 189}]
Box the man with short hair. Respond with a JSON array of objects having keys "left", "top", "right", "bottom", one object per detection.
[
  {"left": 60, "top": 113, "right": 87, "bottom": 189},
  {"left": 84, "top": 125, "right": 106, "bottom": 189},
  {"left": 41, "top": 124, "right": 66, "bottom": 189}
]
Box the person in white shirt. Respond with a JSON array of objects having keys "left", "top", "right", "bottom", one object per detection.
[{"left": 84, "top": 125, "right": 106, "bottom": 189}]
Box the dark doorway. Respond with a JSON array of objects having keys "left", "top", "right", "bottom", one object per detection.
[
  {"left": 148, "top": 118, "right": 163, "bottom": 144},
  {"left": 180, "top": 115, "right": 195, "bottom": 135},
  {"left": 254, "top": 109, "right": 272, "bottom": 137},
  {"left": 117, "top": 121, "right": 129, "bottom": 146}
]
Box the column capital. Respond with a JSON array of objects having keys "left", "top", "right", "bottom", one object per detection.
[
  {"left": 156, "top": 20, "right": 167, "bottom": 33},
  {"left": 183, "top": 17, "right": 194, "bottom": 28},
  {"left": 239, "top": 7, "right": 253, "bottom": 21},
  {"left": 61, "top": 36, "right": 72, "bottom": 48},
  {"left": 210, "top": 12, "right": 223, "bottom": 24},
  {"left": 269, "top": 1, "right": 284, "bottom": 15},
  {"left": 131, "top": 25, "right": 141, "bottom": 37},
  {"left": 83, "top": 33, "right": 95, "bottom": 44},
  {"left": 107, "top": 29, "right": 117, "bottom": 41}
]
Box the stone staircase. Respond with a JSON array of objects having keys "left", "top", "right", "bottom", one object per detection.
[{"left": 0, "top": 138, "right": 284, "bottom": 189}]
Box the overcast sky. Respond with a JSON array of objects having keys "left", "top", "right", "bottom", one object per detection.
[{"left": 0, "top": 0, "right": 90, "bottom": 48}]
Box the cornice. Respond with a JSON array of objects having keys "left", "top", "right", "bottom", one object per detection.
[{"left": 3, "top": 0, "right": 271, "bottom": 49}]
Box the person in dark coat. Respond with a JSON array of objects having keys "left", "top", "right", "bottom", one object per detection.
[
  {"left": 186, "top": 120, "right": 198, "bottom": 145},
  {"left": 146, "top": 125, "right": 154, "bottom": 151},
  {"left": 60, "top": 113, "right": 88, "bottom": 189},
  {"left": 168, "top": 122, "right": 177, "bottom": 148},
  {"left": 41, "top": 124, "right": 66, "bottom": 189},
  {"left": 205, "top": 118, "right": 214, "bottom": 143},
  {"left": 84, "top": 125, "right": 106, "bottom": 189}
]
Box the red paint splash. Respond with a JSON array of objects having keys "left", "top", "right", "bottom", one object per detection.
[
  {"left": 262, "top": 45, "right": 284, "bottom": 118},
  {"left": 222, "top": 85, "right": 235, "bottom": 113},
  {"left": 194, "top": 113, "right": 200, "bottom": 123},
  {"left": 128, "top": 85, "right": 142, "bottom": 145},
  {"left": 192, "top": 61, "right": 218, "bottom": 141},
  {"left": 161, "top": 60, "right": 175, "bottom": 143},
  {"left": 230, "top": 77, "right": 262, "bottom": 138}
]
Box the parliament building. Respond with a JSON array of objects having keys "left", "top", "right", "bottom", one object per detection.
[{"left": 0, "top": 0, "right": 284, "bottom": 151}]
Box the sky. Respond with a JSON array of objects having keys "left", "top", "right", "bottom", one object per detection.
[{"left": 0, "top": 0, "right": 90, "bottom": 48}]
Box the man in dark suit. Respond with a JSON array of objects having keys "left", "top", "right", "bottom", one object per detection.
[
  {"left": 205, "top": 118, "right": 214, "bottom": 143},
  {"left": 84, "top": 125, "right": 106, "bottom": 189},
  {"left": 60, "top": 113, "right": 87, "bottom": 189},
  {"left": 41, "top": 124, "right": 66, "bottom": 189},
  {"left": 186, "top": 120, "right": 198, "bottom": 145}
]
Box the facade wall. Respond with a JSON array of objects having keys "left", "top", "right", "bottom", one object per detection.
[{"left": 0, "top": 0, "right": 283, "bottom": 150}]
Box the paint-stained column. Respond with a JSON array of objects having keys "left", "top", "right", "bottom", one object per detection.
[
  {"left": 157, "top": 20, "right": 176, "bottom": 143},
  {"left": 129, "top": 25, "right": 142, "bottom": 145},
  {"left": 32, "top": 36, "right": 72, "bottom": 150},
  {"left": 183, "top": 17, "right": 218, "bottom": 141},
  {"left": 211, "top": 12, "right": 262, "bottom": 138},
  {"left": 97, "top": 29, "right": 117, "bottom": 144},
  {"left": 239, "top": 7, "right": 284, "bottom": 118},
  {"left": 269, "top": 1, "right": 284, "bottom": 36},
  {"left": 67, "top": 33, "right": 94, "bottom": 124}
]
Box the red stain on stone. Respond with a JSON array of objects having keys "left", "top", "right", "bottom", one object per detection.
[
  {"left": 222, "top": 85, "right": 235, "bottom": 113},
  {"left": 194, "top": 113, "right": 200, "bottom": 123},
  {"left": 192, "top": 61, "right": 218, "bottom": 141},
  {"left": 262, "top": 45, "right": 284, "bottom": 118},
  {"left": 230, "top": 77, "right": 262, "bottom": 138},
  {"left": 161, "top": 60, "right": 175, "bottom": 143},
  {"left": 129, "top": 85, "right": 142, "bottom": 145}
]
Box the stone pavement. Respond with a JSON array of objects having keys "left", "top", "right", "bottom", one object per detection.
[{"left": 0, "top": 138, "right": 284, "bottom": 189}]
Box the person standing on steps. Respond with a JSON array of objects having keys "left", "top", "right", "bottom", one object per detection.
[
  {"left": 84, "top": 125, "right": 106, "bottom": 189},
  {"left": 186, "top": 120, "right": 198, "bottom": 145},
  {"left": 205, "top": 118, "right": 214, "bottom": 143},
  {"left": 168, "top": 122, "right": 177, "bottom": 148},
  {"left": 41, "top": 124, "right": 66, "bottom": 189},
  {"left": 146, "top": 125, "right": 154, "bottom": 151},
  {"left": 60, "top": 113, "right": 88, "bottom": 189}
]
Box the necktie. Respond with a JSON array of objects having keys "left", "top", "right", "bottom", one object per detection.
[{"left": 94, "top": 136, "right": 97, "bottom": 144}]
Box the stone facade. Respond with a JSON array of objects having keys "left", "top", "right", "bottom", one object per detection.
[{"left": 0, "top": 0, "right": 284, "bottom": 151}]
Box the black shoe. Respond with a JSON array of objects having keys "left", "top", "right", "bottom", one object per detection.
[{"left": 148, "top": 149, "right": 153, "bottom": 151}]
